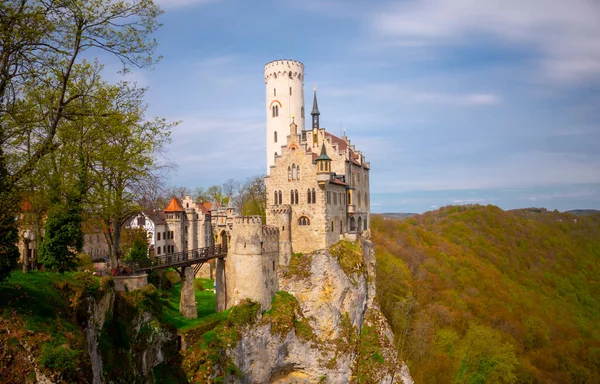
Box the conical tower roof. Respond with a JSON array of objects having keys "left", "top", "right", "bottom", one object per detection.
[
  {"left": 164, "top": 197, "right": 184, "bottom": 212},
  {"left": 311, "top": 89, "right": 320, "bottom": 116},
  {"left": 316, "top": 143, "right": 331, "bottom": 161}
]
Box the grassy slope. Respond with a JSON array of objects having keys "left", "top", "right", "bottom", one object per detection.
[
  {"left": 373, "top": 205, "right": 600, "bottom": 384},
  {"left": 0, "top": 271, "right": 103, "bottom": 383},
  {"left": 160, "top": 278, "right": 226, "bottom": 331}
]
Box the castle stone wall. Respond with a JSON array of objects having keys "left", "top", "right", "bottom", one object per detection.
[{"left": 225, "top": 217, "right": 279, "bottom": 310}]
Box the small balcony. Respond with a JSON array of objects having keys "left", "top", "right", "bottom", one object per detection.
[{"left": 347, "top": 204, "right": 356, "bottom": 214}]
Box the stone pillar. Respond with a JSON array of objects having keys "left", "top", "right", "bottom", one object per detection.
[
  {"left": 215, "top": 257, "right": 227, "bottom": 312},
  {"left": 179, "top": 267, "right": 197, "bottom": 319}
]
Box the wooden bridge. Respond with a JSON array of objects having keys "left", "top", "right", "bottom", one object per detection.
[{"left": 126, "top": 245, "right": 227, "bottom": 274}]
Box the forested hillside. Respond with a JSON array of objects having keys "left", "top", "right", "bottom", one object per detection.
[{"left": 373, "top": 205, "right": 600, "bottom": 383}]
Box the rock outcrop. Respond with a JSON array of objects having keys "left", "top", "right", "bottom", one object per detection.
[{"left": 184, "top": 239, "right": 413, "bottom": 383}]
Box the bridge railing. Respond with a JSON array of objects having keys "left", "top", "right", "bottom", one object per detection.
[{"left": 126, "top": 245, "right": 226, "bottom": 272}]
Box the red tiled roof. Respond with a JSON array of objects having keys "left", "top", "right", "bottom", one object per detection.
[
  {"left": 331, "top": 178, "right": 348, "bottom": 186},
  {"left": 325, "top": 132, "right": 348, "bottom": 151},
  {"left": 164, "top": 197, "right": 184, "bottom": 212}
]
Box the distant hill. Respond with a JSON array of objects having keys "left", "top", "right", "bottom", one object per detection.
[
  {"left": 372, "top": 205, "right": 600, "bottom": 384},
  {"left": 379, "top": 212, "right": 417, "bottom": 220},
  {"left": 565, "top": 209, "right": 600, "bottom": 216}
]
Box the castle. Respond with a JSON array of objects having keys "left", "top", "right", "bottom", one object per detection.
[
  {"left": 263, "top": 59, "right": 371, "bottom": 265},
  {"left": 18, "top": 59, "right": 370, "bottom": 314}
]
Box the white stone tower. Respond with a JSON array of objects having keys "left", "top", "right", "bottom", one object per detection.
[{"left": 264, "top": 59, "right": 305, "bottom": 174}]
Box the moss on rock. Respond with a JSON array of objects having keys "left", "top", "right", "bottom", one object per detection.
[{"left": 329, "top": 240, "right": 366, "bottom": 282}]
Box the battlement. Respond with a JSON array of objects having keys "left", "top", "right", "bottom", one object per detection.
[
  {"left": 271, "top": 206, "right": 291, "bottom": 215},
  {"left": 264, "top": 59, "right": 304, "bottom": 82},
  {"left": 262, "top": 225, "right": 279, "bottom": 236},
  {"left": 234, "top": 216, "right": 262, "bottom": 225}
]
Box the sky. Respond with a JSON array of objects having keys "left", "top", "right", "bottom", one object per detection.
[{"left": 102, "top": 0, "right": 600, "bottom": 214}]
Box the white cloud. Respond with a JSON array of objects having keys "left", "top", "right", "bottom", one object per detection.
[{"left": 371, "top": 0, "right": 600, "bottom": 84}]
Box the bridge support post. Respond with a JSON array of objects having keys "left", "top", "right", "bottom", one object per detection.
[
  {"left": 215, "top": 257, "right": 227, "bottom": 312},
  {"left": 179, "top": 266, "right": 198, "bottom": 319}
]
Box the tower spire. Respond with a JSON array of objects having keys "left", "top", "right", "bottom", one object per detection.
[{"left": 311, "top": 87, "right": 320, "bottom": 130}]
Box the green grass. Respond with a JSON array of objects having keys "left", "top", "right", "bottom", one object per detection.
[{"left": 160, "top": 278, "right": 225, "bottom": 330}]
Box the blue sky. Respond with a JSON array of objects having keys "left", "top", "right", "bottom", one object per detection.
[{"left": 103, "top": 0, "right": 600, "bottom": 213}]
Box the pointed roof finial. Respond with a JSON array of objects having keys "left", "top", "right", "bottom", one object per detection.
[
  {"left": 316, "top": 143, "right": 331, "bottom": 161},
  {"left": 311, "top": 88, "right": 320, "bottom": 116}
]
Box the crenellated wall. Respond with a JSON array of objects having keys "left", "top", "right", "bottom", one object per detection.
[{"left": 224, "top": 216, "right": 279, "bottom": 310}]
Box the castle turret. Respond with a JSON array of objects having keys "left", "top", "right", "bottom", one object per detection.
[
  {"left": 316, "top": 144, "right": 332, "bottom": 186},
  {"left": 164, "top": 197, "right": 185, "bottom": 253},
  {"left": 265, "top": 59, "right": 305, "bottom": 173},
  {"left": 225, "top": 216, "right": 279, "bottom": 310}
]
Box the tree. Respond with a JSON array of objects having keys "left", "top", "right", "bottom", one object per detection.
[
  {"left": 237, "top": 175, "right": 266, "bottom": 221},
  {"left": 0, "top": 143, "right": 19, "bottom": 281},
  {"left": 1, "top": 0, "right": 162, "bottom": 204},
  {"left": 85, "top": 81, "right": 172, "bottom": 270},
  {"left": 38, "top": 201, "right": 83, "bottom": 272},
  {"left": 1, "top": 0, "right": 163, "bottom": 277},
  {"left": 38, "top": 153, "right": 86, "bottom": 272}
]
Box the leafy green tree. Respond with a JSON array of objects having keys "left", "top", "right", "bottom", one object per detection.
[
  {"left": 125, "top": 238, "right": 149, "bottom": 262},
  {"left": 85, "top": 82, "right": 172, "bottom": 269},
  {"left": 1, "top": 0, "right": 163, "bottom": 220},
  {"left": 0, "top": 143, "right": 19, "bottom": 282},
  {"left": 38, "top": 202, "right": 83, "bottom": 272}
]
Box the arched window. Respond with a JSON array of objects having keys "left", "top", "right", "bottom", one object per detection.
[
  {"left": 292, "top": 164, "right": 296, "bottom": 180},
  {"left": 312, "top": 188, "right": 316, "bottom": 203},
  {"left": 278, "top": 191, "right": 282, "bottom": 205},
  {"left": 350, "top": 217, "right": 356, "bottom": 231},
  {"left": 288, "top": 166, "right": 291, "bottom": 181},
  {"left": 157, "top": 246, "right": 161, "bottom": 255},
  {"left": 298, "top": 216, "right": 310, "bottom": 226},
  {"left": 274, "top": 131, "right": 277, "bottom": 142},
  {"left": 331, "top": 221, "right": 334, "bottom": 231},
  {"left": 295, "top": 189, "right": 298, "bottom": 204},
  {"left": 340, "top": 220, "right": 343, "bottom": 234},
  {"left": 273, "top": 105, "right": 279, "bottom": 117},
  {"left": 274, "top": 152, "right": 278, "bottom": 163},
  {"left": 357, "top": 192, "right": 361, "bottom": 207},
  {"left": 274, "top": 191, "right": 278, "bottom": 205},
  {"left": 274, "top": 88, "right": 276, "bottom": 96},
  {"left": 290, "top": 190, "right": 294, "bottom": 204},
  {"left": 289, "top": 71, "right": 293, "bottom": 79},
  {"left": 358, "top": 217, "right": 363, "bottom": 231},
  {"left": 307, "top": 189, "right": 311, "bottom": 204},
  {"left": 290, "top": 87, "right": 292, "bottom": 95},
  {"left": 364, "top": 217, "right": 368, "bottom": 230}
]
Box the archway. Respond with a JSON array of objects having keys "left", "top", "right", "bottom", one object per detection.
[{"left": 350, "top": 217, "right": 356, "bottom": 231}]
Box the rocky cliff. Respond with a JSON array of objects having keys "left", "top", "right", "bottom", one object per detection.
[
  {"left": 0, "top": 272, "right": 177, "bottom": 384},
  {"left": 182, "top": 239, "right": 413, "bottom": 383}
]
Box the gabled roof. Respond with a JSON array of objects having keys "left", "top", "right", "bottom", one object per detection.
[
  {"left": 144, "top": 210, "right": 166, "bottom": 225},
  {"left": 325, "top": 132, "right": 348, "bottom": 151},
  {"left": 331, "top": 178, "right": 348, "bottom": 186},
  {"left": 164, "top": 197, "right": 184, "bottom": 212}
]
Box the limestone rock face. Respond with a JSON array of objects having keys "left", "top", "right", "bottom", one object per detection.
[{"left": 226, "top": 240, "right": 413, "bottom": 383}]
